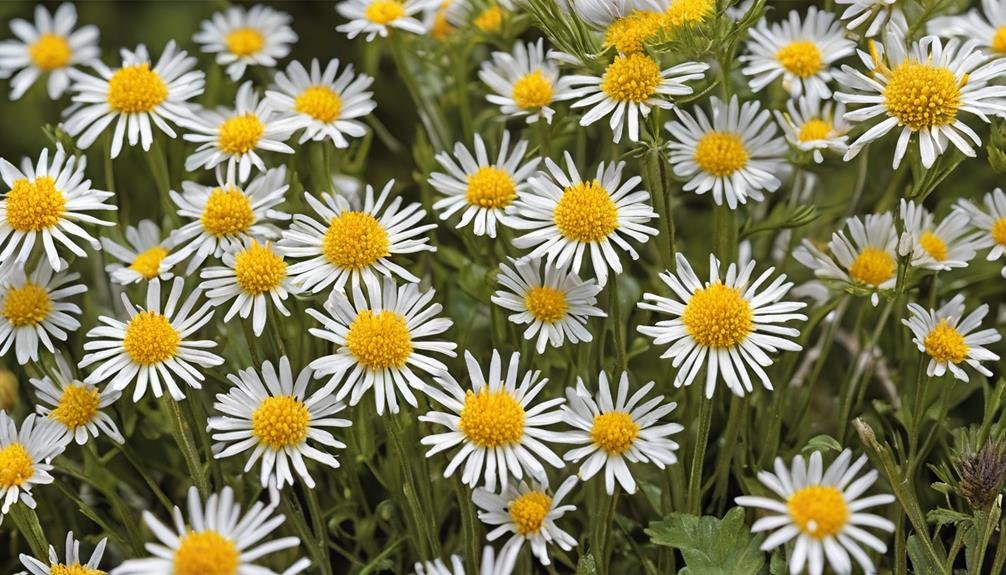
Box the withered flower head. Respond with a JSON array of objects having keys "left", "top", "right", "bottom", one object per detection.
[{"left": 956, "top": 440, "right": 1006, "bottom": 511}]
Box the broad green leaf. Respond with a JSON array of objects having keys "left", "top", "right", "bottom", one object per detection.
[{"left": 646, "top": 507, "right": 765, "bottom": 575}]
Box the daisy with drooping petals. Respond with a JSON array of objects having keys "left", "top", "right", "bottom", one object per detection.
[
  {"left": 0, "top": 258, "right": 83, "bottom": 365},
  {"left": 308, "top": 277, "right": 456, "bottom": 415},
  {"left": 834, "top": 0, "right": 901, "bottom": 37},
  {"left": 79, "top": 277, "right": 223, "bottom": 402},
  {"left": 665, "top": 95, "right": 787, "bottom": 209},
  {"left": 562, "top": 371, "right": 682, "bottom": 494},
  {"left": 208, "top": 356, "right": 350, "bottom": 490},
  {"left": 507, "top": 153, "right": 658, "bottom": 286},
  {"left": 430, "top": 131, "right": 539, "bottom": 238},
  {"left": 31, "top": 353, "right": 123, "bottom": 445},
  {"left": 445, "top": 0, "right": 514, "bottom": 34},
  {"left": 336, "top": 0, "right": 434, "bottom": 41},
  {"left": 955, "top": 188, "right": 1006, "bottom": 278},
  {"left": 478, "top": 39, "right": 577, "bottom": 125},
  {"left": 900, "top": 199, "right": 981, "bottom": 272},
  {"left": 736, "top": 449, "right": 895, "bottom": 575},
  {"left": 0, "top": 3, "right": 99, "bottom": 100},
  {"left": 0, "top": 411, "right": 67, "bottom": 525},
  {"left": 279, "top": 180, "right": 436, "bottom": 294},
  {"left": 420, "top": 349, "right": 568, "bottom": 490},
  {"left": 903, "top": 295, "right": 1001, "bottom": 383},
  {"left": 638, "top": 253, "right": 807, "bottom": 398},
  {"left": 193, "top": 4, "right": 298, "bottom": 82},
  {"left": 100, "top": 219, "right": 173, "bottom": 284},
  {"left": 571, "top": 0, "right": 640, "bottom": 28},
  {"left": 491, "top": 257, "right": 604, "bottom": 353},
  {"left": 18, "top": 531, "right": 109, "bottom": 575},
  {"left": 930, "top": 0, "right": 1006, "bottom": 54},
  {"left": 415, "top": 546, "right": 513, "bottom": 575},
  {"left": 63, "top": 42, "right": 205, "bottom": 158},
  {"left": 774, "top": 97, "right": 850, "bottom": 164},
  {"left": 200, "top": 239, "right": 296, "bottom": 336},
  {"left": 111, "top": 486, "right": 310, "bottom": 575}
]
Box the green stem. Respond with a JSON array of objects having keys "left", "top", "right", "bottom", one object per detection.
[
  {"left": 160, "top": 395, "right": 210, "bottom": 497},
  {"left": 386, "top": 413, "right": 440, "bottom": 557},
  {"left": 687, "top": 396, "right": 714, "bottom": 515},
  {"left": 388, "top": 36, "right": 448, "bottom": 151},
  {"left": 283, "top": 490, "right": 331, "bottom": 575},
  {"left": 990, "top": 516, "right": 1006, "bottom": 574},
  {"left": 908, "top": 354, "right": 930, "bottom": 456},
  {"left": 9, "top": 504, "right": 48, "bottom": 559},
  {"left": 837, "top": 298, "right": 895, "bottom": 440},
  {"left": 609, "top": 275, "right": 626, "bottom": 372},
  {"left": 453, "top": 476, "right": 481, "bottom": 574},
  {"left": 713, "top": 203, "right": 737, "bottom": 264},
  {"left": 118, "top": 442, "right": 174, "bottom": 512},
  {"left": 595, "top": 487, "right": 619, "bottom": 571},
  {"left": 711, "top": 393, "right": 744, "bottom": 509},
  {"left": 641, "top": 148, "right": 675, "bottom": 272},
  {"left": 304, "top": 487, "right": 335, "bottom": 575},
  {"left": 450, "top": 47, "right": 473, "bottom": 141}
]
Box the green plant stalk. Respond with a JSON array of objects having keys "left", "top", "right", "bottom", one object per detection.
[
  {"left": 388, "top": 36, "right": 448, "bottom": 151},
  {"left": 711, "top": 393, "right": 744, "bottom": 509},
  {"left": 385, "top": 413, "right": 441, "bottom": 557},
  {"left": 837, "top": 298, "right": 895, "bottom": 440},
  {"left": 908, "top": 354, "right": 930, "bottom": 457},
  {"left": 305, "top": 486, "right": 335, "bottom": 575},
  {"left": 594, "top": 487, "right": 619, "bottom": 572},
  {"left": 9, "top": 504, "right": 49, "bottom": 559},
  {"left": 609, "top": 275, "right": 627, "bottom": 372},
  {"left": 117, "top": 442, "right": 174, "bottom": 512},
  {"left": 452, "top": 475, "right": 481, "bottom": 574},
  {"left": 687, "top": 395, "right": 714, "bottom": 515},
  {"left": 284, "top": 490, "right": 331, "bottom": 574},
  {"left": 641, "top": 148, "right": 676, "bottom": 272},
  {"left": 450, "top": 46, "right": 473, "bottom": 141},
  {"left": 990, "top": 516, "right": 1006, "bottom": 574},
  {"left": 160, "top": 395, "right": 210, "bottom": 497}
]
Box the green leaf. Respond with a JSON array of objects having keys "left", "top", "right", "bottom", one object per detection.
[
  {"left": 646, "top": 508, "right": 765, "bottom": 575},
  {"left": 926, "top": 507, "right": 973, "bottom": 528},
  {"left": 802, "top": 435, "right": 842, "bottom": 455},
  {"left": 907, "top": 534, "right": 945, "bottom": 574}
]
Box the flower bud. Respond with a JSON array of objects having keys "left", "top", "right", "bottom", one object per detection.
[{"left": 955, "top": 440, "right": 1006, "bottom": 511}]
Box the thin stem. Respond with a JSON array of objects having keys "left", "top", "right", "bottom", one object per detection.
[
  {"left": 304, "top": 486, "right": 335, "bottom": 575},
  {"left": 837, "top": 298, "right": 895, "bottom": 440},
  {"left": 385, "top": 413, "right": 440, "bottom": 557},
  {"left": 687, "top": 396, "right": 714, "bottom": 515},
  {"left": 609, "top": 275, "right": 626, "bottom": 372},
  {"left": 160, "top": 395, "right": 210, "bottom": 497},
  {"left": 595, "top": 487, "right": 620, "bottom": 571}
]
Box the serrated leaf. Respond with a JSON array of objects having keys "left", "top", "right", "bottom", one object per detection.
[
  {"left": 926, "top": 507, "right": 973, "bottom": 528},
  {"left": 646, "top": 507, "right": 765, "bottom": 575}
]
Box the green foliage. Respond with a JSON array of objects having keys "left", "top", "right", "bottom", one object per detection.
[{"left": 646, "top": 507, "right": 765, "bottom": 574}]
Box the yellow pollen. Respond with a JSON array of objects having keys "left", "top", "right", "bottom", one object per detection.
[
  {"left": 474, "top": 5, "right": 505, "bottom": 32},
  {"left": 524, "top": 286, "right": 568, "bottom": 323},
  {"left": 322, "top": 211, "right": 390, "bottom": 269},
  {"left": 924, "top": 319, "right": 969, "bottom": 364},
  {"left": 991, "top": 217, "right": 1006, "bottom": 246},
  {"left": 591, "top": 411, "right": 639, "bottom": 454},
  {"left": 776, "top": 40, "right": 823, "bottom": 78},
  {"left": 511, "top": 70, "right": 554, "bottom": 109},
  {"left": 849, "top": 246, "right": 895, "bottom": 286},
  {"left": 992, "top": 26, "right": 1006, "bottom": 53},
  {"left": 251, "top": 395, "right": 310, "bottom": 448},
  {"left": 553, "top": 180, "right": 618, "bottom": 243},
  {"left": 605, "top": 11, "right": 664, "bottom": 54},
  {"left": 107, "top": 64, "right": 168, "bottom": 114},
  {"left": 295, "top": 86, "right": 343, "bottom": 123},
  {"left": 0, "top": 443, "right": 33, "bottom": 488},
  {"left": 919, "top": 230, "right": 948, "bottom": 262},
  {"left": 217, "top": 114, "right": 264, "bottom": 155},
  {"left": 123, "top": 311, "right": 180, "bottom": 365},
  {"left": 365, "top": 0, "right": 406, "bottom": 24},
  {"left": 173, "top": 530, "right": 240, "bottom": 575},
  {"left": 465, "top": 167, "right": 516, "bottom": 209},
  {"left": 787, "top": 485, "right": 849, "bottom": 539},
  {"left": 693, "top": 132, "right": 749, "bottom": 177},
  {"left": 682, "top": 282, "right": 753, "bottom": 348},
  {"left": 28, "top": 33, "right": 72, "bottom": 71},
  {"left": 201, "top": 187, "right": 254, "bottom": 237},
  {"left": 233, "top": 241, "right": 286, "bottom": 295},
  {"left": 883, "top": 61, "right": 961, "bottom": 131},
  {"left": 50, "top": 385, "right": 100, "bottom": 428},
  {"left": 600, "top": 53, "right": 662, "bottom": 103},
  {"left": 224, "top": 27, "right": 265, "bottom": 57},
  {"left": 663, "top": 0, "right": 714, "bottom": 29},
  {"left": 458, "top": 388, "right": 525, "bottom": 447},
  {"left": 5, "top": 176, "right": 66, "bottom": 232},
  {"left": 508, "top": 491, "right": 551, "bottom": 535},
  {"left": 345, "top": 310, "right": 412, "bottom": 370},
  {"left": 2, "top": 283, "right": 52, "bottom": 327},
  {"left": 798, "top": 119, "right": 832, "bottom": 142},
  {"left": 129, "top": 246, "right": 169, "bottom": 280},
  {"left": 50, "top": 564, "right": 104, "bottom": 575}
]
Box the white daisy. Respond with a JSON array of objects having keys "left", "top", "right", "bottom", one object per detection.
[
  {"left": 100, "top": 219, "right": 174, "bottom": 284},
  {"left": 111, "top": 486, "right": 310, "bottom": 575},
  {"left": 419, "top": 349, "right": 568, "bottom": 490},
  {"left": 0, "top": 3, "right": 99, "bottom": 100},
  {"left": 414, "top": 546, "right": 513, "bottom": 575},
  {"left": 507, "top": 152, "right": 658, "bottom": 286},
  {"left": 31, "top": 352, "right": 123, "bottom": 445},
  {"left": 773, "top": 97, "right": 851, "bottom": 164},
  {"left": 445, "top": 0, "right": 514, "bottom": 34},
  {"left": 834, "top": 0, "right": 901, "bottom": 38},
  {"left": 308, "top": 277, "right": 456, "bottom": 415},
  {"left": 208, "top": 356, "right": 350, "bottom": 490},
  {"left": 929, "top": 0, "right": 1006, "bottom": 55},
  {"left": 899, "top": 199, "right": 981, "bottom": 272},
  {"left": 336, "top": 0, "right": 434, "bottom": 41},
  {"left": 279, "top": 180, "right": 436, "bottom": 294},
  {"left": 430, "top": 131, "right": 540, "bottom": 238},
  {"left": 0, "top": 411, "right": 67, "bottom": 524},
  {"left": 266, "top": 58, "right": 376, "bottom": 149},
  {"left": 600, "top": 6, "right": 670, "bottom": 55},
  {"left": 200, "top": 239, "right": 296, "bottom": 336},
  {"left": 637, "top": 253, "right": 807, "bottom": 398},
  {"left": 571, "top": 0, "right": 643, "bottom": 27},
  {"left": 17, "top": 531, "right": 108, "bottom": 575},
  {"left": 78, "top": 277, "right": 223, "bottom": 402},
  {"left": 193, "top": 4, "right": 298, "bottom": 82},
  {"left": 736, "top": 449, "right": 895, "bottom": 575},
  {"left": 477, "top": 39, "right": 578, "bottom": 125},
  {"left": 63, "top": 41, "right": 205, "bottom": 158},
  {"left": 665, "top": 95, "right": 788, "bottom": 209},
  {"left": 954, "top": 188, "right": 1006, "bottom": 277},
  {"left": 0, "top": 258, "right": 83, "bottom": 365},
  {"left": 903, "top": 295, "right": 1001, "bottom": 383}
]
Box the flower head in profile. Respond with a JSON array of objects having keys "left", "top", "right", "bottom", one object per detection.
[
  {"left": 0, "top": 412, "right": 67, "bottom": 524},
  {"left": 955, "top": 188, "right": 1006, "bottom": 278},
  {"left": 478, "top": 39, "right": 577, "bottom": 125},
  {"left": 336, "top": 0, "right": 434, "bottom": 41},
  {"left": 773, "top": 97, "right": 850, "bottom": 164},
  {"left": 18, "top": 531, "right": 108, "bottom": 575},
  {"left": 929, "top": 0, "right": 1006, "bottom": 54},
  {"left": 414, "top": 546, "right": 513, "bottom": 575},
  {"left": 0, "top": 258, "right": 84, "bottom": 365},
  {"left": 445, "top": 0, "right": 514, "bottom": 34},
  {"left": 200, "top": 239, "right": 296, "bottom": 336},
  {"left": 900, "top": 199, "right": 982, "bottom": 272},
  {"left": 193, "top": 4, "right": 298, "bottom": 81},
  {"left": 903, "top": 295, "right": 1001, "bottom": 383},
  {"left": 834, "top": 0, "right": 901, "bottom": 37},
  {"left": 31, "top": 352, "right": 123, "bottom": 445},
  {"left": 100, "top": 219, "right": 174, "bottom": 284}
]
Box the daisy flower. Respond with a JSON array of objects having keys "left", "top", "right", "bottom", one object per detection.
[
  {"left": 446, "top": 0, "right": 513, "bottom": 34},
  {"left": 63, "top": 41, "right": 205, "bottom": 158},
  {"left": 208, "top": 356, "right": 350, "bottom": 490},
  {"left": 491, "top": 257, "right": 605, "bottom": 353},
  {"left": 507, "top": 152, "right": 658, "bottom": 286},
  {"left": 336, "top": 0, "right": 433, "bottom": 41},
  {"left": 741, "top": 7, "right": 855, "bottom": 100},
  {"left": 0, "top": 3, "right": 99, "bottom": 100},
  {"left": 415, "top": 546, "right": 513, "bottom": 575},
  {"left": 637, "top": 253, "right": 807, "bottom": 398},
  {"left": 0, "top": 258, "right": 83, "bottom": 365},
  {"left": 200, "top": 239, "right": 296, "bottom": 336},
  {"left": 793, "top": 212, "right": 898, "bottom": 306},
  {"left": 473, "top": 475, "right": 578, "bottom": 568},
  {"left": 478, "top": 39, "right": 578, "bottom": 125},
  {"left": 425, "top": 1, "right": 456, "bottom": 41},
  {"left": 665, "top": 95, "right": 787, "bottom": 209},
  {"left": 183, "top": 81, "right": 294, "bottom": 182},
  {"left": 0, "top": 146, "right": 115, "bottom": 274},
  {"left": 308, "top": 277, "right": 456, "bottom": 415},
  {"left": 900, "top": 199, "right": 981, "bottom": 272},
  {"left": 419, "top": 349, "right": 568, "bottom": 490},
  {"left": 903, "top": 295, "right": 1001, "bottom": 383},
  {"left": 429, "top": 131, "right": 540, "bottom": 238},
  {"left": 930, "top": 0, "right": 1006, "bottom": 54},
  {"left": 279, "top": 180, "right": 436, "bottom": 294},
  {"left": 266, "top": 58, "right": 376, "bottom": 149},
  {"left": 193, "top": 4, "right": 298, "bottom": 82},
  {"left": 100, "top": 219, "right": 174, "bottom": 284},
  {"left": 0, "top": 411, "right": 67, "bottom": 524},
  {"left": 773, "top": 97, "right": 851, "bottom": 164},
  {"left": 834, "top": 0, "right": 901, "bottom": 37},
  {"left": 836, "top": 24, "right": 1006, "bottom": 169},
  {"left": 79, "top": 277, "right": 223, "bottom": 402},
  {"left": 571, "top": 0, "right": 640, "bottom": 27},
  {"left": 111, "top": 486, "right": 310, "bottom": 575},
  {"left": 735, "top": 449, "right": 895, "bottom": 575},
  {"left": 31, "top": 352, "right": 123, "bottom": 445},
  {"left": 565, "top": 52, "right": 708, "bottom": 143},
  {"left": 562, "top": 371, "right": 682, "bottom": 494},
  {"left": 18, "top": 531, "right": 108, "bottom": 575},
  {"left": 164, "top": 166, "right": 290, "bottom": 275},
  {"left": 955, "top": 188, "right": 1006, "bottom": 277}
]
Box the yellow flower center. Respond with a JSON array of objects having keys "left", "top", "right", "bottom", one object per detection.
[
  {"left": 50, "top": 385, "right": 101, "bottom": 428},
  {"left": 849, "top": 246, "right": 895, "bottom": 286},
  {"left": 430, "top": 4, "right": 455, "bottom": 41},
  {"left": 919, "top": 230, "right": 948, "bottom": 262},
  {"left": 123, "top": 311, "right": 180, "bottom": 365},
  {"left": 474, "top": 5, "right": 505, "bottom": 32},
  {"left": 682, "top": 282, "right": 753, "bottom": 348},
  {"left": 201, "top": 187, "right": 255, "bottom": 237},
  {"left": 322, "top": 211, "right": 390, "bottom": 269},
  {"left": 5, "top": 176, "right": 66, "bottom": 232},
  {"left": 991, "top": 217, "right": 1006, "bottom": 246},
  {"left": 600, "top": 53, "right": 662, "bottom": 103},
  {"left": 605, "top": 11, "right": 664, "bottom": 54},
  {"left": 663, "top": 0, "right": 714, "bottom": 28},
  {"left": 234, "top": 241, "right": 286, "bottom": 295},
  {"left": 524, "top": 286, "right": 568, "bottom": 323},
  {"left": 251, "top": 395, "right": 310, "bottom": 449},
  {"left": 924, "top": 319, "right": 969, "bottom": 364},
  {"left": 591, "top": 411, "right": 639, "bottom": 454},
  {"left": 458, "top": 388, "right": 525, "bottom": 447},
  {"left": 2, "top": 283, "right": 52, "bottom": 327},
  {"left": 693, "top": 132, "right": 749, "bottom": 177},
  {"left": 511, "top": 70, "right": 554, "bottom": 109},
  {"left": 787, "top": 485, "right": 849, "bottom": 539},
  {"left": 798, "top": 119, "right": 832, "bottom": 142},
  {"left": 295, "top": 86, "right": 343, "bottom": 123},
  {"left": 173, "top": 530, "right": 240, "bottom": 575},
  {"left": 776, "top": 40, "right": 823, "bottom": 78},
  {"left": 107, "top": 64, "right": 168, "bottom": 114},
  {"left": 465, "top": 166, "right": 516, "bottom": 209},
  {"left": 129, "top": 246, "right": 169, "bottom": 280},
  {"left": 883, "top": 61, "right": 962, "bottom": 131},
  {"left": 345, "top": 310, "right": 413, "bottom": 370},
  {"left": 0, "top": 443, "right": 33, "bottom": 488},
  {"left": 553, "top": 179, "right": 619, "bottom": 243},
  {"left": 509, "top": 491, "right": 551, "bottom": 535},
  {"left": 365, "top": 0, "right": 406, "bottom": 24},
  {"left": 50, "top": 564, "right": 104, "bottom": 575},
  {"left": 28, "top": 33, "right": 72, "bottom": 71},
  {"left": 217, "top": 114, "right": 264, "bottom": 155},
  {"left": 224, "top": 27, "right": 265, "bottom": 57},
  {"left": 992, "top": 26, "right": 1006, "bottom": 53}
]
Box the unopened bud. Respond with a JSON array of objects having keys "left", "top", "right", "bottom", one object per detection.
[
  {"left": 898, "top": 231, "right": 914, "bottom": 258},
  {"left": 955, "top": 440, "right": 1006, "bottom": 511}
]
